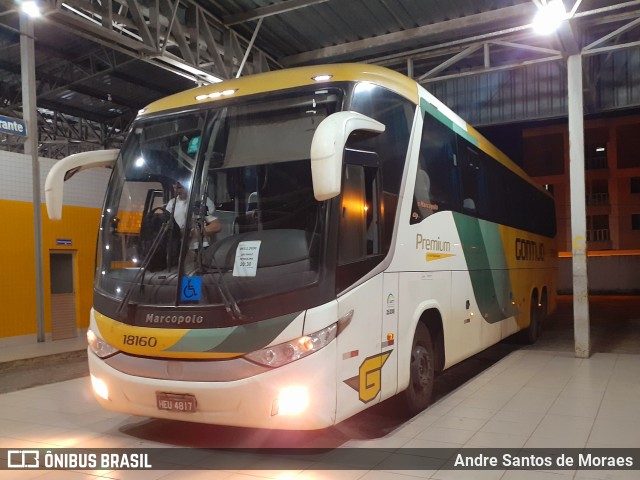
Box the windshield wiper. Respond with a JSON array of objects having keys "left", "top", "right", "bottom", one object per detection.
[
  {"left": 116, "top": 210, "right": 177, "bottom": 319},
  {"left": 192, "top": 198, "right": 245, "bottom": 321},
  {"left": 203, "top": 263, "right": 245, "bottom": 321},
  {"left": 197, "top": 240, "right": 246, "bottom": 320}
]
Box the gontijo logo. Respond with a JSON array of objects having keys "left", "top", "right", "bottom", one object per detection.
[{"left": 515, "top": 238, "right": 545, "bottom": 261}]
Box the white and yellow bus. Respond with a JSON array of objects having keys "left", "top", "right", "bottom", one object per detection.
[{"left": 46, "top": 64, "right": 556, "bottom": 430}]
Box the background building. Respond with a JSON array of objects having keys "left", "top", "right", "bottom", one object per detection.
[{"left": 516, "top": 115, "right": 640, "bottom": 293}]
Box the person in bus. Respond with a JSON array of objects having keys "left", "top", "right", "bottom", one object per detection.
[{"left": 166, "top": 181, "right": 221, "bottom": 250}]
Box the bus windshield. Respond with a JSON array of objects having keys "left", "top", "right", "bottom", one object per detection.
[{"left": 96, "top": 88, "right": 342, "bottom": 324}]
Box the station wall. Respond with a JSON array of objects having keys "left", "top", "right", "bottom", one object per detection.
[{"left": 0, "top": 150, "right": 110, "bottom": 344}]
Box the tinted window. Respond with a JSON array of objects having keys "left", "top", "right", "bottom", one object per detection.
[
  {"left": 411, "top": 110, "right": 556, "bottom": 238},
  {"left": 411, "top": 109, "right": 458, "bottom": 224}
]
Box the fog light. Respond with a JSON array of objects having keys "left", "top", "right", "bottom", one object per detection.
[
  {"left": 272, "top": 386, "right": 309, "bottom": 416},
  {"left": 91, "top": 375, "right": 109, "bottom": 400}
]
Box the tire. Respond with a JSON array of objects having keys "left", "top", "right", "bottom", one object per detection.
[
  {"left": 541, "top": 289, "right": 556, "bottom": 330},
  {"left": 540, "top": 289, "right": 551, "bottom": 328},
  {"left": 521, "top": 295, "right": 540, "bottom": 345},
  {"left": 402, "top": 322, "right": 435, "bottom": 416}
]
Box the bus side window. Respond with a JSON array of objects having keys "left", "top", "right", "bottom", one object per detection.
[
  {"left": 411, "top": 111, "right": 459, "bottom": 223},
  {"left": 411, "top": 167, "right": 433, "bottom": 223},
  {"left": 457, "top": 141, "right": 484, "bottom": 216}
]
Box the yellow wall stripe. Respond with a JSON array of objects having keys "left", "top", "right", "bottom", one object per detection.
[{"left": 0, "top": 200, "right": 101, "bottom": 339}]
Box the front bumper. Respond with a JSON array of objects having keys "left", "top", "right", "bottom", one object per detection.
[{"left": 87, "top": 341, "right": 338, "bottom": 430}]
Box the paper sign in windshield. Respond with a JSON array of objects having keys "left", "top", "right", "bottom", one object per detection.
[{"left": 233, "top": 240, "right": 261, "bottom": 277}]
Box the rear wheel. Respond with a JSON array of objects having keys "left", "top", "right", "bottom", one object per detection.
[
  {"left": 539, "top": 289, "right": 550, "bottom": 328},
  {"left": 521, "top": 294, "right": 540, "bottom": 344},
  {"left": 402, "top": 323, "right": 435, "bottom": 416}
]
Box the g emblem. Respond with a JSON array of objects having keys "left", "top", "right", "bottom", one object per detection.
[{"left": 344, "top": 351, "right": 392, "bottom": 403}]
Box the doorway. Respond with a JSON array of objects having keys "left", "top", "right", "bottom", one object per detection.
[{"left": 49, "top": 251, "right": 77, "bottom": 340}]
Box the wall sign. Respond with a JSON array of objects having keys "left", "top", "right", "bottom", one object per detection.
[{"left": 0, "top": 115, "right": 27, "bottom": 137}]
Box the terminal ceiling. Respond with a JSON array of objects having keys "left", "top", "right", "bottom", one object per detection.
[{"left": 0, "top": 0, "right": 639, "bottom": 157}]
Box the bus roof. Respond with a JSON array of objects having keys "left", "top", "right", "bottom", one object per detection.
[
  {"left": 140, "top": 64, "right": 419, "bottom": 116},
  {"left": 139, "top": 63, "right": 549, "bottom": 198}
]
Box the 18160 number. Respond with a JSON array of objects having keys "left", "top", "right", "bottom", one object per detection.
[{"left": 122, "top": 335, "right": 158, "bottom": 347}]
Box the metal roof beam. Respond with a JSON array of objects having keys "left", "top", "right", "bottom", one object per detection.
[
  {"left": 37, "top": 98, "right": 122, "bottom": 123},
  {"left": 109, "top": 70, "right": 175, "bottom": 95},
  {"left": 417, "top": 44, "right": 482, "bottom": 81},
  {"left": 583, "top": 15, "right": 640, "bottom": 51},
  {"left": 48, "top": 83, "right": 139, "bottom": 111},
  {"left": 223, "top": 0, "right": 329, "bottom": 27},
  {"left": 417, "top": 54, "right": 563, "bottom": 84},
  {"left": 1, "top": 50, "right": 138, "bottom": 114},
  {"left": 281, "top": 3, "right": 537, "bottom": 66},
  {"left": 490, "top": 40, "right": 561, "bottom": 56},
  {"left": 41, "top": 0, "right": 280, "bottom": 83},
  {"left": 559, "top": 17, "right": 582, "bottom": 54}
]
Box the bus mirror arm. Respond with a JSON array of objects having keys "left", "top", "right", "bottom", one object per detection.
[
  {"left": 310, "top": 111, "right": 385, "bottom": 201},
  {"left": 45, "top": 149, "right": 119, "bottom": 220}
]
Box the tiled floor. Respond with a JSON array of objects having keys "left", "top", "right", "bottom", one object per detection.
[
  {"left": 1, "top": 297, "right": 640, "bottom": 479},
  {"left": 2, "top": 349, "right": 639, "bottom": 479}
]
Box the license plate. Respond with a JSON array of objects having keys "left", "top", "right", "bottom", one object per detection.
[{"left": 156, "top": 392, "right": 197, "bottom": 413}]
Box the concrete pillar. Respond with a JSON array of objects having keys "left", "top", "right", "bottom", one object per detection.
[
  {"left": 20, "top": 12, "right": 45, "bottom": 342},
  {"left": 567, "top": 54, "right": 590, "bottom": 358}
]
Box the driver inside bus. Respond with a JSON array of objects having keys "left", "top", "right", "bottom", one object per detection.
[{"left": 166, "top": 181, "right": 221, "bottom": 250}]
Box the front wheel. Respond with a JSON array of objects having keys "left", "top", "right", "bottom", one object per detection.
[{"left": 402, "top": 323, "right": 435, "bottom": 416}]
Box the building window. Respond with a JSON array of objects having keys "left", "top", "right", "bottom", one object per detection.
[
  {"left": 522, "top": 133, "right": 564, "bottom": 176},
  {"left": 632, "top": 214, "right": 640, "bottom": 231},
  {"left": 586, "top": 179, "right": 609, "bottom": 206},
  {"left": 585, "top": 127, "right": 608, "bottom": 170},
  {"left": 618, "top": 123, "right": 640, "bottom": 168},
  {"left": 585, "top": 144, "right": 608, "bottom": 170},
  {"left": 587, "top": 215, "right": 610, "bottom": 241},
  {"left": 631, "top": 177, "right": 640, "bottom": 194}
]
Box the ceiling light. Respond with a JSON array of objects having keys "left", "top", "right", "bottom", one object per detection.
[
  {"left": 21, "top": 1, "right": 42, "bottom": 18},
  {"left": 532, "top": 0, "right": 567, "bottom": 35}
]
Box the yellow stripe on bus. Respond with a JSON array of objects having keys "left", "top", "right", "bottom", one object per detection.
[{"left": 93, "top": 311, "right": 242, "bottom": 359}]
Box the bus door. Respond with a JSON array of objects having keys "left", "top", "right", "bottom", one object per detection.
[{"left": 335, "top": 152, "right": 392, "bottom": 422}]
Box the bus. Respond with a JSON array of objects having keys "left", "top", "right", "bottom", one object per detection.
[{"left": 45, "top": 63, "right": 556, "bottom": 430}]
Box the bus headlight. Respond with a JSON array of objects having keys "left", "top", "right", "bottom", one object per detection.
[
  {"left": 245, "top": 323, "right": 337, "bottom": 367},
  {"left": 87, "top": 329, "right": 119, "bottom": 359},
  {"left": 91, "top": 375, "right": 110, "bottom": 400},
  {"left": 272, "top": 386, "right": 309, "bottom": 416}
]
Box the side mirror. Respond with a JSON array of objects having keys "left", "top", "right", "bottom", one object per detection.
[
  {"left": 310, "top": 111, "right": 384, "bottom": 201},
  {"left": 45, "top": 149, "right": 119, "bottom": 220}
]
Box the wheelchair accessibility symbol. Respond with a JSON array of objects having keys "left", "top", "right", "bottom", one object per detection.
[{"left": 181, "top": 276, "right": 202, "bottom": 301}]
